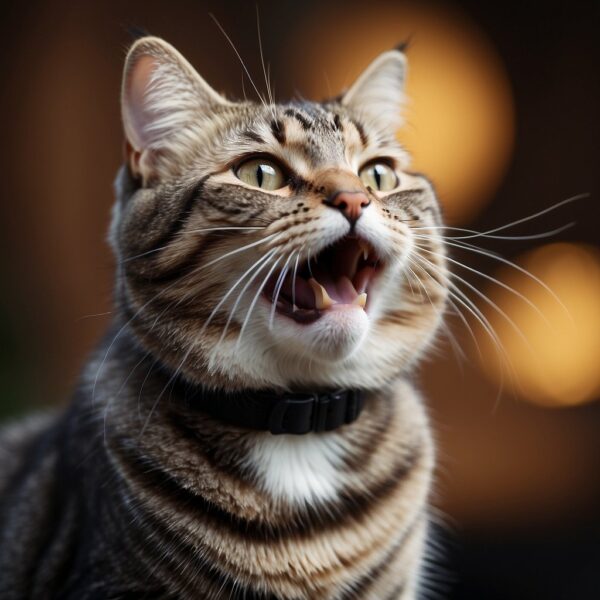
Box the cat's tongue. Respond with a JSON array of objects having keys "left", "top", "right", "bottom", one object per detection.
[{"left": 308, "top": 267, "right": 365, "bottom": 307}]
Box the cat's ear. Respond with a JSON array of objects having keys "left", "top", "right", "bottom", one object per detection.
[
  {"left": 121, "top": 36, "right": 230, "bottom": 183},
  {"left": 340, "top": 47, "right": 407, "bottom": 133}
]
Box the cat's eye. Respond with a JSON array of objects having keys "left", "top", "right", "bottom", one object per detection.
[
  {"left": 235, "top": 158, "right": 286, "bottom": 190},
  {"left": 359, "top": 162, "right": 398, "bottom": 192}
]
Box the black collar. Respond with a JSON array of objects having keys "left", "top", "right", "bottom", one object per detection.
[{"left": 184, "top": 387, "right": 365, "bottom": 435}]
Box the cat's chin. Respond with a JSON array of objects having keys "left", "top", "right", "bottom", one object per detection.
[{"left": 269, "top": 303, "right": 370, "bottom": 363}]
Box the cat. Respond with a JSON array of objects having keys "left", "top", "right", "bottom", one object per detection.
[{"left": 0, "top": 35, "right": 447, "bottom": 599}]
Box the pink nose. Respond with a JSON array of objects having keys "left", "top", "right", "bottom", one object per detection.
[{"left": 326, "top": 191, "right": 370, "bottom": 224}]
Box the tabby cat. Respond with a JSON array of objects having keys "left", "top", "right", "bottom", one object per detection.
[{"left": 0, "top": 36, "right": 447, "bottom": 599}]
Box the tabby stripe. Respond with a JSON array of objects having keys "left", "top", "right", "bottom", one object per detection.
[
  {"left": 109, "top": 435, "right": 423, "bottom": 541},
  {"left": 120, "top": 499, "right": 268, "bottom": 599},
  {"left": 283, "top": 108, "right": 312, "bottom": 130},
  {"left": 388, "top": 189, "right": 428, "bottom": 206},
  {"left": 339, "top": 513, "right": 423, "bottom": 600},
  {"left": 144, "top": 175, "right": 210, "bottom": 254},
  {"left": 340, "top": 399, "right": 394, "bottom": 472},
  {"left": 122, "top": 490, "right": 371, "bottom": 599},
  {"left": 385, "top": 583, "right": 406, "bottom": 600},
  {"left": 110, "top": 494, "right": 204, "bottom": 596},
  {"left": 270, "top": 119, "right": 286, "bottom": 144},
  {"left": 242, "top": 129, "right": 266, "bottom": 144},
  {"left": 382, "top": 311, "right": 421, "bottom": 326},
  {"left": 351, "top": 119, "right": 369, "bottom": 147},
  {"left": 125, "top": 230, "right": 226, "bottom": 285},
  {"left": 201, "top": 187, "right": 268, "bottom": 216}
]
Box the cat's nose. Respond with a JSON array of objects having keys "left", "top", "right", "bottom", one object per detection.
[{"left": 324, "top": 191, "right": 371, "bottom": 225}]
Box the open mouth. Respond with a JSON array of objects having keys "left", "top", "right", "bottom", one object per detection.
[{"left": 263, "top": 235, "right": 383, "bottom": 324}]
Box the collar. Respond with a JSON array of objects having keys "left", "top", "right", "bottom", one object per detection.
[{"left": 184, "top": 387, "right": 365, "bottom": 435}]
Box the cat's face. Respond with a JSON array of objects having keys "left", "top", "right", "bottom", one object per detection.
[{"left": 111, "top": 37, "right": 447, "bottom": 390}]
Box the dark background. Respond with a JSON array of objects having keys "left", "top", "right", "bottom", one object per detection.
[{"left": 0, "top": 1, "right": 598, "bottom": 598}]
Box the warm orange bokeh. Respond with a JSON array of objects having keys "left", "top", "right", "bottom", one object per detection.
[
  {"left": 284, "top": 1, "right": 515, "bottom": 224},
  {"left": 478, "top": 243, "right": 600, "bottom": 407}
]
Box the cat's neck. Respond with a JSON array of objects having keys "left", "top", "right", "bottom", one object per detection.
[{"left": 76, "top": 327, "right": 433, "bottom": 595}]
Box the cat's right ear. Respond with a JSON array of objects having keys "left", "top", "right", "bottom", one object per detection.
[
  {"left": 121, "top": 36, "right": 230, "bottom": 184},
  {"left": 340, "top": 47, "right": 407, "bottom": 134}
]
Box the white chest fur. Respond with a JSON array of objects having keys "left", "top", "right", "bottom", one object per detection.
[{"left": 245, "top": 432, "right": 348, "bottom": 505}]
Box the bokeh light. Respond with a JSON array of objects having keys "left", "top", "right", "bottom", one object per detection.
[
  {"left": 284, "top": 0, "right": 515, "bottom": 224},
  {"left": 478, "top": 243, "right": 600, "bottom": 407}
]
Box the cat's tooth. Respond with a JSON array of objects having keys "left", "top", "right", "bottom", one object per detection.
[
  {"left": 308, "top": 278, "right": 335, "bottom": 310},
  {"left": 359, "top": 239, "right": 370, "bottom": 260},
  {"left": 353, "top": 293, "right": 367, "bottom": 308}
]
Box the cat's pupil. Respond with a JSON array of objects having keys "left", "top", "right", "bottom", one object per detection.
[
  {"left": 256, "top": 165, "right": 263, "bottom": 187},
  {"left": 374, "top": 165, "right": 383, "bottom": 189}
]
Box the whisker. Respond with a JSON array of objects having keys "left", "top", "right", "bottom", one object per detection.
[
  {"left": 307, "top": 250, "right": 314, "bottom": 279},
  {"left": 405, "top": 261, "right": 466, "bottom": 365},
  {"left": 410, "top": 222, "right": 576, "bottom": 241},
  {"left": 164, "top": 232, "right": 285, "bottom": 318},
  {"left": 137, "top": 357, "right": 161, "bottom": 421},
  {"left": 121, "top": 226, "right": 266, "bottom": 264},
  {"left": 411, "top": 193, "right": 587, "bottom": 239},
  {"left": 469, "top": 194, "right": 587, "bottom": 237},
  {"left": 268, "top": 251, "right": 295, "bottom": 329},
  {"left": 139, "top": 348, "right": 192, "bottom": 438},
  {"left": 406, "top": 259, "right": 471, "bottom": 363},
  {"left": 186, "top": 226, "right": 267, "bottom": 235},
  {"left": 414, "top": 234, "right": 572, "bottom": 319},
  {"left": 93, "top": 233, "right": 281, "bottom": 403},
  {"left": 449, "top": 281, "right": 511, "bottom": 408},
  {"left": 412, "top": 253, "right": 513, "bottom": 399},
  {"left": 200, "top": 231, "right": 283, "bottom": 272},
  {"left": 255, "top": 6, "right": 277, "bottom": 120},
  {"left": 217, "top": 250, "right": 281, "bottom": 346},
  {"left": 413, "top": 242, "right": 553, "bottom": 328},
  {"left": 147, "top": 233, "right": 283, "bottom": 330},
  {"left": 412, "top": 252, "right": 523, "bottom": 388},
  {"left": 202, "top": 248, "right": 277, "bottom": 334},
  {"left": 76, "top": 310, "right": 113, "bottom": 322},
  {"left": 236, "top": 255, "right": 284, "bottom": 348},
  {"left": 103, "top": 350, "right": 150, "bottom": 445},
  {"left": 403, "top": 264, "right": 420, "bottom": 299},
  {"left": 291, "top": 249, "right": 302, "bottom": 310},
  {"left": 240, "top": 70, "right": 247, "bottom": 101},
  {"left": 209, "top": 13, "right": 268, "bottom": 108}
]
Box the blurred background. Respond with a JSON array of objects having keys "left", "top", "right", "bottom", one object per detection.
[{"left": 0, "top": 0, "right": 598, "bottom": 597}]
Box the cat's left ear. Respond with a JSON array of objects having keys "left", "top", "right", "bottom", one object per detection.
[
  {"left": 121, "top": 36, "right": 230, "bottom": 183},
  {"left": 340, "top": 47, "right": 407, "bottom": 133}
]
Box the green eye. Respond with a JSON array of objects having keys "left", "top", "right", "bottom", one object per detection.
[
  {"left": 359, "top": 162, "right": 398, "bottom": 191},
  {"left": 235, "top": 158, "right": 286, "bottom": 190}
]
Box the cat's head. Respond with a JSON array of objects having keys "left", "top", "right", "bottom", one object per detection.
[{"left": 110, "top": 36, "right": 447, "bottom": 391}]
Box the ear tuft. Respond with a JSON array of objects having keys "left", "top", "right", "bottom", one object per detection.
[
  {"left": 127, "top": 25, "right": 151, "bottom": 42},
  {"left": 341, "top": 49, "right": 407, "bottom": 134},
  {"left": 121, "top": 36, "right": 229, "bottom": 183},
  {"left": 394, "top": 38, "right": 412, "bottom": 53}
]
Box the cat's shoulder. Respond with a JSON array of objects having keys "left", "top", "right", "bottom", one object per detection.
[{"left": 0, "top": 411, "right": 60, "bottom": 495}]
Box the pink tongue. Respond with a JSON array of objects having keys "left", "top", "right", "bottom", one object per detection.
[
  {"left": 334, "top": 276, "right": 358, "bottom": 303},
  {"left": 312, "top": 265, "right": 358, "bottom": 304}
]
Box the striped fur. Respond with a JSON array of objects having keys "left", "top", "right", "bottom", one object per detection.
[{"left": 0, "top": 37, "right": 447, "bottom": 598}]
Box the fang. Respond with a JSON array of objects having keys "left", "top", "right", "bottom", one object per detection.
[
  {"left": 308, "top": 278, "right": 336, "bottom": 310},
  {"left": 353, "top": 293, "right": 367, "bottom": 308}
]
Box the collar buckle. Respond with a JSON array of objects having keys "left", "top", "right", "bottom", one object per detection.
[{"left": 267, "top": 390, "right": 364, "bottom": 435}]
